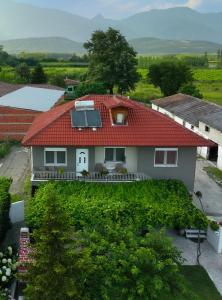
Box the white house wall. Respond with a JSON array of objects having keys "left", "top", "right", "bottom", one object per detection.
[
  {"left": 218, "top": 146, "right": 222, "bottom": 169},
  {"left": 152, "top": 104, "right": 222, "bottom": 170}
]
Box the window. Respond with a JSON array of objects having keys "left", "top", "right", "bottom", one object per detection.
[
  {"left": 116, "top": 113, "right": 125, "bottom": 125},
  {"left": 154, "top": 148, "right": 178, "bottom": 167},
  {"left": 205, "top": 126, "right": 210, "bottom": 132},
  {"left": 67, "top": 87, "right": 73, "bottom": 92},
  {"left": 44, "top": 148, "right": 67, "bottom": 166},
  {"left": 191, "top": 125, "right": 194, "bottom": 130},
  {"left": 105, "top": 148, "right": 125, "bottom": 162}
]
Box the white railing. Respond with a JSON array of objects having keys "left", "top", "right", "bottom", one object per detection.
[{"left": 32, "top": 171, "right": 149, "bottom": 182}]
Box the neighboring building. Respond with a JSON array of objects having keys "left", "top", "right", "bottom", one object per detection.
[
  {"left": 64, "top": 78, "right": 80, "bottom": 99},
  {"left": 0, "top": 83, "right": 64, "bottom": 141},
  {"left": 22, "top": 95, "right": 212, "bottom": 191},
  {"left": 152, "top": 94, "right": 222, "bottom": 170}
]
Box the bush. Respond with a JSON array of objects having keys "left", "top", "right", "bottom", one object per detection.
[
  {"left": 0, "top": 246, "right": 18, "bottom": 299},
  {"left": 0, "top": 143, "right": 11, "bottom": 159},
  {"left": 0, "top": 178, "right": 12, "bottom": 242},
  {"left": 26, "top": 182, "right": 188, "bottom": 299},
  {"left": 26, "top": 180, "right": 208, "bottom": 231}
]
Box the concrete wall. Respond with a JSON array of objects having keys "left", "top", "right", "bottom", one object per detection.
[
  {"left": 137, "top": 147, "right": 197, "bottom": 191},
  {"left": 10, "top": 201, "right": 24, "bottom": 224},
  {"left": 207, "top": 225, "right": 222, "bottom": 253},
  {"left": 32, "top": 146, "right": 95, "bottom": 172},
  {"left": 32, "top": 146, "right": 196, "bottom": 191}
]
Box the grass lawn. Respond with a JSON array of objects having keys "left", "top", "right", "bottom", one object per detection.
[
  {"left": 204, "top": 166, "right": 222, "bottom": 182},
  {"left": 161, "top": 266, "right": 222, "bottom": 300}
]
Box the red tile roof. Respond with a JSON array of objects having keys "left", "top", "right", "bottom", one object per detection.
[{"left": 22, "top": 95, "right": 213, "bottom": 147}]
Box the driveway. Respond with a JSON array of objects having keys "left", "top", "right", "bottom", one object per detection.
[
  {"left": 0, "top": 146, "right": 30, "bottom": 194},
  {"left": 194, "top": 159, "right": 222, "bottom": 216},
  {"left": 168, "top": 230, "right": 222, "bottom": 295}
]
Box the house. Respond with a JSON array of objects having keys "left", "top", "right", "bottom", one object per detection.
[
  {"left": 22, "top": 95, "right": 212, "bottom": 192},
  {"left": 152, "top": 94, "right": 222, "bottom": 170},
  {"left": 64, "top": 78, "right": 80, "bottom": 100},
  {"left": 0, "top": 83, "right": 64, "bottom": 141}
]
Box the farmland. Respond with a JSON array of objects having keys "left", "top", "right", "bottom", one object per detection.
[{"left": 0, "top": 65, "right": 222, "bottom": 105}]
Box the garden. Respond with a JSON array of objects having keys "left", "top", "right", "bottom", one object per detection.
[
  {"left": 23, "top": 179, "right": 220, "bottom": 299},
  {"left": 0, "top": 177, "right": 18, "bottom": 299}
]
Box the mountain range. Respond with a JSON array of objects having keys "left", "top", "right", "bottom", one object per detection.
[
  {"left": 1, "top": 37, "right": 222, "bottom": 55},
  {"left": 1, "top": 0, "right": 222, "bottom": 54}
]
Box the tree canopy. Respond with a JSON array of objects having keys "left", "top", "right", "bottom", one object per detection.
[
  {"left": 25, "top": 181, "right": 197, "bottom": 299},
  {"left": 84, "top": 27, "right": 140, "bottom": 94},
  {"left": 30, "top": 64, "right": 47, "bottom": 84},
  {"left": 149, "top": 61, "right": 194, "bottom": 96}
]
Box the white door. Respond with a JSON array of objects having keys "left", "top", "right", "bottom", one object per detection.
[{"left": 76, "top": 149, "right": 89, "bottom": 175}]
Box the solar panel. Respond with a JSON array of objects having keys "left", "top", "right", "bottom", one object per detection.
[
  {"left": 72, "top": 111, "right": 86, "bottom": 127},
  {"left": 71, "top": 109, "right": 102, "bottom": 128},
  {"left": 86, "top": 110, "right": 102, "bottom": 127}
]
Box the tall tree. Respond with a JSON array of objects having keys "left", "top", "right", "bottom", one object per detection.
[
  {"left": 149, "top": 61, "right": 193, "bottom": 96},
  {"left": 15, "top": 62, "right": 30, "bottom": 82},
  {"left": 84, "top": 27, "right": 140, "bottom": 94},
  {"left": 30, "top": 64, "right": 47, "bottom": 84},
  {"left": 24, "top": 183, "right": 90, "bottom": 300}
]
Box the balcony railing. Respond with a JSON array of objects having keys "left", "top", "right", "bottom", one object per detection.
[{"left": 32, "top": 171, "right": 149, "bottom": 182}]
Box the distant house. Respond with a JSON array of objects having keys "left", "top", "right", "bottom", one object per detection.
[
  {"left": 152, "top": 93, "right": 222, "bottom": 170},
  {"left": 64, "top": 78, "right": 80, "bottom": 99},
  {"left": 0, "top": 83, "right": 64, "bottom": 141},
  {"left": 22, "top": 95, "right": 211, "bottom": 191}
]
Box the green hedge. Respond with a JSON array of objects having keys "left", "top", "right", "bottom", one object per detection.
[
  {"left": 0, "top": 177, "right": 12, "bottom": 243},
  {"left": 26, "top": 179, "right": 208, "bottom": 231}
]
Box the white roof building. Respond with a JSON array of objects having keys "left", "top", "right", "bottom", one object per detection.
[{"left": 0, "top": 86, "right": 64, "bottom": 112}]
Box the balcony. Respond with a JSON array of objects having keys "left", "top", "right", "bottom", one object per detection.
[{"left": 32, "top": 171, "right": 149, "bottom": 183}]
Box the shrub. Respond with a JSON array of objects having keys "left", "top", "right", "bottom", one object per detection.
[
  {"left": 26, "top": 180, "right": 208, "bottom": 231},
  {"left": 0, "top": 178, "right": 12, "bottom": 242},
  {"left": 0, "top": 143, "right": 11, "bottom": 159},
  {"left": 0, "top": 246, "right": 18, "bottom": 299}
]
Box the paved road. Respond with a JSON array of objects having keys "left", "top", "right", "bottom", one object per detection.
[
  {"left": 0, "top": 146, "right": 30, "bottom": 194},
  {"left": 194, "top": 159, "right": 222, "bottom": 216},
  {"left": 168, "top": 230, "right": 222, "bottom": 295}
]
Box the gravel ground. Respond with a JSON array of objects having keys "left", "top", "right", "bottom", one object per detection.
[{"left": 0, "top": 146, "right": 30, "bottom": 195}]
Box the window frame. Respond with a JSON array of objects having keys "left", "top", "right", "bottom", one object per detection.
[
  {"left": 44, "top": 148, "right": 67, "bottom": 167},
  {"left": 154, "top": 148, "right": 178, "bottom": 167},
  {"left": 104, "top": 147, "right": 126, "bottom": 163}
]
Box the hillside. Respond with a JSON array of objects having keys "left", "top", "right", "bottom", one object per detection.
[
  {"left": 1, "top": 37, "right": 221, "bottom": 55},
  {"left": 1, "top": 1, "right": 222, "bottom": 44},
  {"left": 129, "top": 38, "right": 222, "bottom": 54},
  {"left": 1, "top": 37, "right": 84, "bottom": 54}
]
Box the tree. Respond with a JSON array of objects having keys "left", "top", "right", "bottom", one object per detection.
[
  {"left": 75, "top": 82, "right": 107, "bottom": 98},
  {"left": 84, "top": 27, "right": 140, "bottom": 94},
  {"left": 24, "top": 183, "right": 91, "bottom": 300},
  {"left": 15, "top": 63, "right": 30, "bottom": 82},
  {"left": 30, "top": 64, "right": 47, "bottom": 84},
  {"left": 149, "top": 61, "right": 193, "bottom": 96},
  {"left": 180, "top": 83, "right": 203, "bottom": 99}
]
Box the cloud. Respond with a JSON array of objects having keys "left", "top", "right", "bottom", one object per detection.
[
  {"left": 139, "top": 0, "right": 203, "bottom": 13},
  {"left": 186, "top": 0, "right": 202, "bottom": 9}
]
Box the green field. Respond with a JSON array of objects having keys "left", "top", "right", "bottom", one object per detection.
[{"left": 0, "top": 66, "right": 222, "bottom": 105}]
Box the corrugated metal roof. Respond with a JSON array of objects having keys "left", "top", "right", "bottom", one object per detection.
[
  {"left": 152, "top": 94, "right": 222, "bottom": 131},
  {"left": 200, "top": 111, "right": 222, "bottom": 132},
  {"left": 0, "top": 87, "right": 64, "bottom": 112}
]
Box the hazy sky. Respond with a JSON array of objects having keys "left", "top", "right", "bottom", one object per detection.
[{"left": 14, "top": 0, "right": 222, "bottom": 19}]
